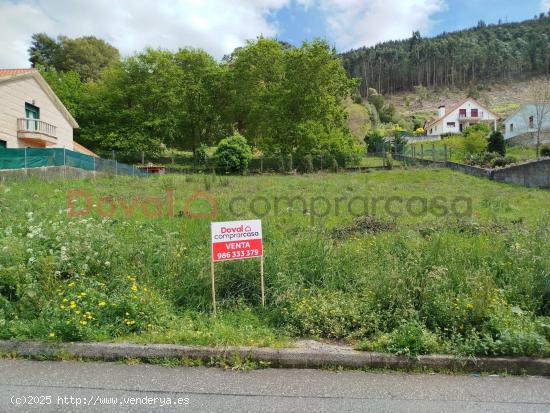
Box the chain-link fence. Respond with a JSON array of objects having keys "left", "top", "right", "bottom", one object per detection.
[
  {"left": 0, "top": 148, "right": 148, "bottom": 177},
  {"left": 113, "top": 151, "right": 357, "bottom": 174}
]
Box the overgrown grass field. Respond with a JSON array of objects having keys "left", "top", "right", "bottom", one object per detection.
[{"left": 1, "top": 168, "right": 549, "bottom": 357}]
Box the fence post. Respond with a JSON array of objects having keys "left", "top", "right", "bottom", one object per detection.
[
  {"left": 115, "top": 160, "right": 118, "bottom": 176},
  {"left": 420, "top": 144, "right": 424, "bottom": 160},
  {"left": 432, "top": 144, "right": 436, "bottom": 162},
  {"left": 141, "top": 151, "right": 145, "bottom": 165},
  {"left": 260, "top": 157, "right": 263, "bottom": 174},
  {"left": 444, "top": 145, "right": 448, "bottom": 163},
  {"left": 320, "top": 156, "right": 323, "bottom": 172}
]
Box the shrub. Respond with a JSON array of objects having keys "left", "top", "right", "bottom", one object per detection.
[
  {"left": 359, "top": 320, "right": 441, "bottom": 357},
  {"left": 463, "top": 131, "right": 488, "bottom": 155},
  {"left": 487, "top": 131, "right": 506, "bottom": 156},
  {"left": 541, "top": 145, "right": 550, "bottom": 157},
  {"left": 193, "top": 144, "right": 208, "bottom": 165},
  {"left": 364, "top": 129, "right": 385, "bottom": 153},
  {"left": 491, "top": 155, "right": 517, "bottom": 168},
  {"left": 213, "top": 133, "right": 252, "bottom": 174},
  {"left": 281, "top": 292, "right": 377, "bottom": 339},
  {"left": 331, "top": 157, "right": 339, "bottom": 172}
]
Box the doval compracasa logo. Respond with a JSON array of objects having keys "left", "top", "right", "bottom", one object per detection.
[{"left": 211, "top": 219, "right": 263, "bottom": 262}]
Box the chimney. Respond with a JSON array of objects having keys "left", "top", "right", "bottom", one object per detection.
[{"left": 438, "top": 105, "right": 446, "bottom": 118}]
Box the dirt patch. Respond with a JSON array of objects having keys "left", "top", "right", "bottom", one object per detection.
[{"left": 331, "top": 215, "right": 396, "bottom": 239}]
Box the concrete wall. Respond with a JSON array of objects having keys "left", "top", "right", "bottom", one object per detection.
[
  {"left": 395, "top": 155, "right": 550, "bottom": 189},
  {"left": 445, "top": 161, "right": 492, "bottom": 179},
  {"left": 0, "top": 76, "right": 74, "bottom": 150},
  {"left": 492, "top": 158, "right": 550, "bottom": 188},
  {"left": 0, "top": 166, "right": 96, "bottom": 182}
]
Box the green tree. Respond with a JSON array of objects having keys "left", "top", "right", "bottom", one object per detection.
[
  {"left": 76, "top": 49, "right": 178, "bottom": 154},
  {"left": 487, "top": 130, "right": 506, "bottom": 156},
  {"left": 28, "top": 33, "right": 120, "bottom": 82},
  {"left": 57, "top": 36, "right": 120, "bottom": 82},
  {"left": 226, "top": 37, "right": 285, "bottom": 145},
  {"left": 39, "top": 67, "right": 85, "bottom": 118},
  {"left": 28, "top": 33, "right": 61, "bottom": 70},
  {"left": 173, "top": 48, "right": 229, "bottom": 153}
]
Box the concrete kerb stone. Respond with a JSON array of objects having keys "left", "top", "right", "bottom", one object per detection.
[{"left": 1, "top": 340, "right": 549, "bottom": 375}]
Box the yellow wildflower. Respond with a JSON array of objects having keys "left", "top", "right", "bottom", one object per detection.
[
  {"left": 98, "top": 301, "right": 106, "bottom": 307},
  {"left": 68, "top": 282, "right": 75, "bottom": 288},
  {"left": 48, "top": 332, "right": 55, "bottom": 338},
  {"left": 80, "top": 320, "right": 87, "bottom": 325},
  {"left": 131, "top": 284, "right": 138, "bottom": 292}
]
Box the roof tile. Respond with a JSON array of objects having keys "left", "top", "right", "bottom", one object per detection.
[{"left": 0, "top": 68, "right": 35, "bottom": 77}]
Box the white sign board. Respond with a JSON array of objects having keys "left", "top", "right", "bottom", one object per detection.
[{"left": 211, "top": 219, "right": 263, "bottom": 262}]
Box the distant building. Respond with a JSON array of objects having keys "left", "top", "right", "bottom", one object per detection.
[
  {"left": 503, "top": 104, "right": 550, "bottom": 144},
  {"left": 425, "top": 98, "right": 499, "bottom": 137},
  {"left": 0, "top": 68, "right": 95, "bottom": 155}
]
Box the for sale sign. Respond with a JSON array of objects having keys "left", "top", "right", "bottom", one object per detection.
[{"left": 211, "top": 219, "right": 263, "bottom": 262}]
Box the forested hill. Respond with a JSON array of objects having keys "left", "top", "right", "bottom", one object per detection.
[{"left": 341, "top": 15, "right": 550, "bottom": 96}]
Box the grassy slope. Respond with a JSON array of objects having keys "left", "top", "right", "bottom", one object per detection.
[{"left": 1, "top": 170, "right": 549, "bottom": 356}]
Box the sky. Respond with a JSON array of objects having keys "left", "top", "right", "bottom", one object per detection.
[{"left": 0, "top": 0, "right": 548, "bottom": 67}]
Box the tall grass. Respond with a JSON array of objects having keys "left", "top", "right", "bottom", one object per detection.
[{"left": 0, "top": 170, "right": 549, "bottom": 356}]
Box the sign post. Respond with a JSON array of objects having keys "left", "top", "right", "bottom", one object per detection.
[{"left": 210, "top": 219, "right": 264, "bottom": 316}]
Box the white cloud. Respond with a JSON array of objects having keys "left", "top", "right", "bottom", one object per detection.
[
  {"left": 0, "top": 0, "right": 448, "bottom": 68},
  {"left": 314, "top": 0, "right": 447, "bottom": 50},
  {"left": 0, "top": 0, "right": 291, "bottom": 67}
]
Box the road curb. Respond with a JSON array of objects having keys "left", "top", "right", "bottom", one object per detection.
[{"left": 0, "top": 340, "right": 549, "bottom": 375}]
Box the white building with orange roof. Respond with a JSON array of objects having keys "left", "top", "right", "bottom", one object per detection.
[
  {"left": 0, "top": 68, "right": 93, "bottom": 153},
  {"left": 425, "top": 98, "right": 499, "bottom": 137}
]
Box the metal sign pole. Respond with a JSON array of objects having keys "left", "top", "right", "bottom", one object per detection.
[
  {"left": 211, "top": 260, "right": 217, "bottom": 317},
  {"left": 260, "top": 255, "right": 265, "bottom": 307}
]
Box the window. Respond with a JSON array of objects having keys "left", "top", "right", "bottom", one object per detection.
[
  {"left": 529, "top": 116, "right": 534, "bottom": 128},
  {"left": 447, "top": 122, "right": 456, "bottom": 127},
  {"left": 0, "top": 140, "right": 6, "bottom": 148},
  {"left": 510, "top": 123, "right": 514, "bottom": 132},
  {"left": 459, "top": 109, "right": 467, "bottom": 117},
  {"left": 25, "top": 102, "right": 40, "bottom": 131},
  {"left": 471, "top": 109, "right": 478, "bottom": 118}
]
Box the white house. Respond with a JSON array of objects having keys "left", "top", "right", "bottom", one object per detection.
[
  {"left": 0, "top": 68, "right": 80, "bottom": 151},
  {"left": 503, "top": 104, "right": 550, "bottom": 144},
  {"left": 425, "top": 98, "right": 499, "bottom": 137}
]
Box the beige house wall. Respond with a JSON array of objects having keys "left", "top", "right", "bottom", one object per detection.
[{"left": 0, "top": 76, "right": 74, "bottom": 150}]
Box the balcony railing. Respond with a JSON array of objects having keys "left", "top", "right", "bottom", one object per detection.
[{"left": 17, "top": 118, "right": 57, "bottom": 139}]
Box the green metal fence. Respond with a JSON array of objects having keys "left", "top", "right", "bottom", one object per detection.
[{"left": 0, "top": 148, "right": 147, "bottom": 177}]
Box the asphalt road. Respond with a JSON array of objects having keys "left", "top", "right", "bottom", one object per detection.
[{"left": 0, "top": 360, "right": 549, "bottom": 413}]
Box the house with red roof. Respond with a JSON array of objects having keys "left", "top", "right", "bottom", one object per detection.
[
  {"left": 425, "top": 98, "right": 499, "bottom": 138},
  {"left": 0, "top": 68, "right": 95, "bottom": 156}
]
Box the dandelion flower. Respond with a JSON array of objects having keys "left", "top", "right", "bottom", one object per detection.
[
  {"left": 48, "top": 332, "right": 55, "bottom": 338},
  {"left": 98, "top": 301, "right": 106, "bottom": 307}
]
